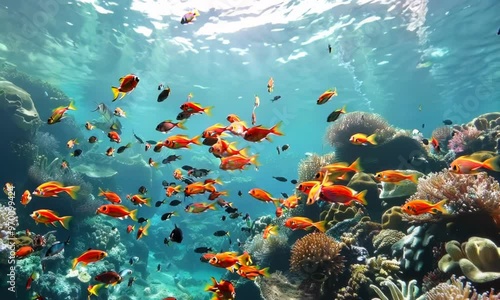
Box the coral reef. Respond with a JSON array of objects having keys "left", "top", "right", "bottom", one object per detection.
[
  {"left": 392, "top": 224, "right": 436, "bottom": 274},
  {"left": 0, "top": 204, "right": 18, "bottom": 264},
  {"left": 297, "top": 152, "right": 335, "bottom": 183},
  {"left": 366, "top": 255, "right": 401, "bottom": 282},
  {"left": 290, "top": 232, "right": 344, "bottom": 281},
  {"left": 320, "top": 203, "right": 358, "bottom": 230},
  {"left": 425, "top": 275, "right": 500, "bottom": 299},
  {"left": 432, "top": 126, "right": 454, "bottom": 150},
  {"left": 255, "top": 271, "right": 303, "bottom": 300},
  {"left": 370, "top": 279, "right": 421, "bottom": 300},
  {"left": 447, "top": 126, "right": 483, "bottom": 155},
  {"left": 438, "top": 237, "right": 500, "bottom": 283},
  {"left": 381, "top": 206, "right": 410, "bottom": 231},
  {"left": 372, "top": 229, "right": 406, "bottom": 256},
  {"left": 242, "top": 232, "right": 290, "bottom": 272}
]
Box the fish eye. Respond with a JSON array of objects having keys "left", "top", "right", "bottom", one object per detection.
[
  {"left": 134, "top": 76, "right": 140, "bottom": 82},
  {"left": 209, "top": 147, "right": 213, "bottom": 153},
  {"left": 102, "top": 206, "right": 107, "bottom": 211},
  {"left": 452, "top": 165, "right": 457, "bottom": 171}
]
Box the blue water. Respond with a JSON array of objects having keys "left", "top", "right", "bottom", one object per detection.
[{"left": 1, "top": 1, "right": 500, "bottom": 299}]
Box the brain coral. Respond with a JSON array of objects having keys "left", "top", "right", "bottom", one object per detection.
[{"left": 290, "top": 232, "right": 344, "bottom": 281}]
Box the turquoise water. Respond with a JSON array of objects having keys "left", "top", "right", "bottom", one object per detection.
[{"left": 1, "top": 1, "right": 500, "bottom": 299}]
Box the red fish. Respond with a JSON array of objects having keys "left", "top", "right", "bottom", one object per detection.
[
  {"left": 111, "top": 74, "right": 139, "bottom": 101},
  {"left": 219, "top": 154, "right": 260, "bottom": 171},
  {"left": 96, "top": 204, "right": 138, "bottom": 221},
  {"left": 98, "top": 188, "right": 121, "bottom": 204},
  {"left": 284, "top": 217, "right": 326, "bottom": 232},
  {"left": 317, "top": 88, "right": 337, "bottom": 105},
  {"left": 180, "top": 102, "right": 213, "bottom": 115},
  {"left": 47, "top": 101, "right": 77, "bottom": 124},
  {"left": 108, "top": 131, "right": 121, "bottom": 143},
  {"left": 402, "top": 199, "right": 447, "bottom": 215},
  {"left": 72, "top": 249, "right": 108, "bottom": 269},
  {"left": 243, "top": 121, "right": 283, "bottom": 142},
  {"left": 30, "top": 209, "right": 72, "bottom": 229}
]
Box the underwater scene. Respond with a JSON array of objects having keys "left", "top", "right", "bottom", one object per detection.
[{"left": 1, "top": 0, "right": 500, "bottom": 299}]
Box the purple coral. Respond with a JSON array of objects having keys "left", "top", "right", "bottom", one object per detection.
[{"left": 447, "top": 127, "right": 482, "bottom": 155}]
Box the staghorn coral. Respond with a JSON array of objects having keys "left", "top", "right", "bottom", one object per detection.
[
  {"left": 370, "top": 279, "right": 421, "bottom": 300},
  {"left": 438, "top": 237, "right": 500, "bottom": 283},
  {"left": 372, "top": 229, "right": 406, "bottom": 255},
  {"left": 290, "top": 232, "right": 344, "bottom": 281},
  {"left": 335, "top": 286, "right": 358, "bottom": 300},
  {"left": 404, "top": 170, "right": 500, "bottom": 224},
  {"left": 425, "top": 275, "right": 500, "bottom": 299},
  {"left": 448, "top": 126, "right": 483, "bottom": 155},
  {"left": 347, "top": 263, "right": 372, "bottom": 293}
]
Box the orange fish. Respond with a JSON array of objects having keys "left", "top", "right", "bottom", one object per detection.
[
  {"left": 204, "top": 178, "right": 223, "bottom": 186},
  {"left": 106, "top": 147, "right": 115, "bottom": 156},
  {"left": 263, "top": 224, "right": 278, "bottom": 239},
  {"left": 180, "top": 102, "right": 213, "bottom": 115},
  {"left": 281, "top": 195, "right": 299, "bottom": 209},
  {"left": 317, "top": 88, "right": 337, "bottom": 105},
  {"left": 320, "top": 158, "right": 362, "bottom": 174},
  {"left": 108, "top": 131, "right": 121, "bottom": 143},
  {"left": 32, "top": 181, "right": 80, "bottom": 200},
  {"left": 225, "top": 121, "right": 248, "bottom": 136},
  {"left": 208, "top": 190, "right": 228, "bottom": 200},
  {"left": 72, "top": 249, "right": 108, "bottom": 269},
  {"left": 430, "top": 137, "right": 441, "bottom": 153},
  {"left": 111, "top": 74, "right": 139, "bottom": 101},
  {"left": 184, "top": 182, "right": 213, "bottom": 196},
  {"left": 243, "top": 121, "right": 283, "bottom": 142},
  {"left": 296, "top": 181, "right": 320, "bottom": 195},
  {"left": 126, "top": 225, "right": 135, "bottom": 234},
  {"left": 126, "top": 194, "right": 152, "bottom": 207},
  {"left": 284, "top": 217, "right": 326, "bottom": 232},
  {"left": 21, "top": 190, "right": 32, "bottom": 206},
  {"left": 449, "top": 155, "right": 500, "bottom": 174},
  {"left": 15, "top": 246, "right": 34, "bottom": 259},
  {"left": 319, "top": 185, "right": 367, "bottom": 205},
  {"left": 205, "top": 277, "right": 236, "bottom": 300},
  {"left": 114, "top": 107, "right": 127, "bottom": 118},
  {"left": 349, "top": 133, "right": 377, "bottom": 146},
  {"left": 374, "top": 170, "right": 419, "bottom": 184},
  {"left": 185, "top": 202, "right": 217, "bottom": 213},
  {"left": 98, "top": 188, "right": 122, "bottom": 204},
  {"left": 30, "top": 209, "right": 72, "bottom": 229},
  {"left": 47, "top": 100, "right": 77, "bottom": 124},
  {"left": 164, "top": 135, "right": 202, "bottom": 149},
  {"left": 219, "top": 154, "right": 260, "bottom": 171},
  {"left": 208, "top": 252, "right": 252, "bottom": 271},
  {"left": 267, "top": 77, "right": 274, "bottom": 93},
  {"left": 202, "top": 123, "right": 228, "bottom": 138},
  {"left": 226, "top": 114, "right": 241, "bottom": 123},
  {"left": 173, "top": 169, "right": 184, "bottom": 180},
  {"left": 402, "top": 199, "right": 447, "bottom": 215},
  {"left": 236, "top": 265, "right": 270, "bottom": 280},
  {"left": 148, "top": 158, "right": 159, "bottom": 168},
  {"left": 136, "top": 221, "right": 150, "bottom": 240},
  {"left": 85, "top": 122, "right": 94, "bottom": 130},
  {"left": 67, "top": 138, "right": 78, "bottom": 149},
  {"left": 306, "top": 171, "right": 331, "bottom": 205},
  {"left": 248, "top": 188, "right": 281, "bottom": 206},
  {"left": 275, "top": 206, "right": 283, "bottom": 217},
  {"left": 96, "top": 204, "right": 138, "bottom": 221},
  {"left": 165, "top": 185, "right": 182, "bottom": 197}
]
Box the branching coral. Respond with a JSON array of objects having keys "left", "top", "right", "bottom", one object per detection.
[
  {"left": 372, "top": 229, "right": 406, "bottom": 255},
  {"left": 290, "top": 232, "right": 344, "bottom": 281},
  {"left": 366, "top": 255, "right": 401, "bottom": 282},
  {"left": 404, "top": 170, "right": 500, "bottom": 224},
  {"left": 425, "top": 275, "right": 500, "bottom": 299},
  {"left": 447, "top": 126, "right": 483, "bottom": 155},
  {"left": 432, "top": 126, "right": 454, "bottom": 147}
]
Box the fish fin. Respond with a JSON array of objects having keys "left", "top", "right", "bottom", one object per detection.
[
  {"left": 129, "top": 209, "right": 138, "bottom": 221},
  {"left": 354, "top": 190, "right": 368, "bottom": 205},
  {"left": 433, "top": 199, "right": 448, "bottom": 214},
  {"left": 66, "top": 185, "right": 80, "bottom": 200},
  {"left": 143, "top": 221, "right": 151, "bottom": 236},
  {"left": 144, "top": 198, "right": 152, "bottom": 207},
  {"left": 259, "top": 267, "right": 271, "bottom": 277},
  {"left": 483, "top": 155, "right": 500, "bottom": 172},
  {"left": 177, "top": 120, "right": 188, "bottom": 130},
  {"left": 366, "top": 133, "right": 377, "bottom": 145},
  {"left": 249, "top": 154, "right": 261, "bottom": 167},
  {"left": 270, "top": 121, "right": 284, "bottom": 136},
  {"left": 339, "top": 104, "right": 347, "bottom": 114},
  {"left": 111, "top": 87, "right": 120, "bottom": 101},
  {"left": 59, "top": 216, "right": 72, "bottom": 230},
  {"left": 408, "top": 173, "right": 419, "bottom": 184},
  {"left": 67, "top": 100, "right": 77, "bottom": 111},
  {"left": 191, "top": 135, "right": 202, "bottom": 145},
  {"left": 204, "top": 106, "right": 214, "bottom": 116},
  {"left": 272, "top": 199, "right": 281, "bottom": 207},
  {"left": 72, "top": 258, "right": 79, "bottom": 270},
  {"left": 74, "top": 138, "right": 78, "bottom": 145},
  {"left": 313, "top": 220, "right": 327, "bottom": 233},
  {"left": 348, "top": 157, "right": 362, "bottom": 173},
  {"left": 208, "top": 202, "right": 217, "bottom": 210},
  {"left": 238, "top": 251, "right": 252, "bottom": 266}
]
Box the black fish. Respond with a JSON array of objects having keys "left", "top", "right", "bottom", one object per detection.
[
  {"left": 162, "top": 155, "right": 181, "bottom": 164},
  {"left": 128, "top": 277, "right": 135, "bottom": 287},
  {"left": 281, "top": 192, "right": 288, "bottom": 198},
  {"left": 88, "top": 136, "right": 98, "bottom": 143},
  {"left": 238, "top": 190, "right": 242, "bottom": 197},
  {"left": 443, "top": 119, "right": 453, "bottom": 125},
  {"left": 328, "top": 44, "right": 332, "bottom": 53},
  {"left": 290, "top": 179, "right": 298, "bottom": 184},
  {"left": 182, "top": 165, "right": 193, "bottom": 171},
  {"left": 326, "top": 108, "right": 345, "bottom": 122},
  {"left": 422, "top": 138, "right": 429, "bottom": 145},
  {"left": 225, "top": 206, "right": 238, "bottom": 213},
  {"left": 132, "top": 131, "right": 144, "bottom": 144},
  {"left": 242, "top": 213, "right": 250, "bottom": 221},
  {"left": 498, "top": 27, "right": 500, "bottom": 35},
  {"left": 194, "top": 247, "right": 213, "bottom": 254},
  {"left": 281, "top": 144, "right": 289, "bottom": 151},
  {"left": 169, "top": 200, "right": 182, "bottom": 206},
  {"left": 162, "top": 180, "right": 170, "bottom": 187},
  {"left": 161, "top": 211, "right": 177, "bottom": 221},
  {"left": 44, "top": 236, "right": 70, "bottom": 258},
  {"left": 155, "top": 200, "right": 166, "bottom": 207},
  {"left": 176, "top": 111, "right": 192, "bottom": 121},
  {"left": 188, "top": 168, "right": 210, "bottom": 177},
  {"left": 221, "top": 215, "right": 226, "bottom": 221},
  {"left": 169, "top": 224, "right": 183, "bottom": 243},
  {"left": 117, "top": 143, "right": 132, "bottom": 153},
  {"left": 157, "top": 86, "right": 171, "bottom": 102},
  {"left": 271, "top": 95, "right": 281, "bottom": 102},
  {"left": 138, "top": 186, "right": 147, "bottom": 194},
  {"left": 273, "top": 176, "right": 287, "bottom": 182},
  {"left": 229, "top": 212, "right": 241, "bottom": 219},
  {"left": 202, "top": 137, "right": 218, "bottom": 146},
  {"left": 214, "top": 230, "right": 229, "bottom": 237},
  {"left": 71, "top": 149, "right": 82, "bottom": 157},
  {"left": 422, "top": 123, "right": 425, "bottom": 128},
  {"left": 276, "top": 146, "right": 281, "bottom": 155},
  {"left": 157, "top": 263, "right": 161, "bottom": 271},
  {"left": 137, "top": 217, "right": 148, "bottom": 224}
]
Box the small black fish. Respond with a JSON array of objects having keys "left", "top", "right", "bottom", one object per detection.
[
  {"left": 162, "top": 155, "right": 182, "bottom": 164},
  {"left": 202, "top": 137, "right": 218, "bottom": 146},
  {"left": 155, "top": 200, "right": 166, "bottom": 207},
  {"left": 328, "top": 44, "right": 332, "bottom": 53},
  {"left": 238, "top": 190, "right": 242, "bottom": 197},
  {"left": 169, "top": 199, "right": 181, "bottom": 206},
  {"left": 225, "top": 206, "right": 238, "bottom": 213},
  {"left": 229, "top": 212, "right": 241, "bottom": 219},
  {"left": 157, "top": 86, "right": 171, "bottom": 102},
  {"left": 162, "top": 180, "right": 169, "bottom": 187},
  {"left": 326, "top": 107, "right": 345, "bottom": 123},
  {"left": 498, "top": 27, "right": 500, "bottom": 35},
  {"left": 71, "top": 149, "right": 82, "bottom": 157},
  {"left": 133, "top": 131, "right": 144, "bottom": 144},
  {"left": 137, "top": 217, "right": 148, "bottom": 224},
  {"left": 271, "top": 95, "right": 281, "bottom": 102},
  {"left": 290, "top": 179, "right": 298, "bottom": 184},
  {"left": 128, "top": 277, "right": 135, "bottom": 287},
  {"left": 422, "top": 138, "right": 429, "bottom": 145},
  {"left": 157, "top": 263, "right": 161, "bottom": 271},
  {"left": 214, "top": 230, "right": 229, "bottom": 237},
  {"left": 443, "top": 119, "right": 453, "bottom": 125},
  {"left": 276, "top": 146, "right": 280, "bottom": 155},
  {"left": 176, "top": 111, "right": 192, "bottom": 121},
  {"left": 182, "top": 165, "right": 193, "bottom": 171},
  {"left": 146, "top": 140, "right": 157, "bottom": 145},
  {"left": 281, "top": 192, "right": 289, "bottom": 198},
  {"left": 88, "top": 136, "right": 98, "bottom": 143},
  {"left": 273, "top": 176, "right": 287, "bottom": 182},
  {"left": 117, "top": 143, "right": 132, "bottom": 153},
  {"left": 188, "top": 168, "right": 210, "bottom": 178},
  {"left": 241, "top": 227, "right": 251, "bottom": 233},
  {"left": 169, "top": 224, "right": 183, "bottom": 243},
  {"left": 422, "top": 123, "right": 425, "bottom": 128},
  {"left": 161, "top": 211, "right": 178, "bottom": 221},
  {"left": 281, "top": 144, "right": 289, "bottom": 151},
  {"left": 138, "top": 186, "right": 147, "bottom": 194},
  {"left": 221, "top": 215, "right": 226, "bottom": 221},
  {"left": 194, "top": 246, "right": 213, "bottom": 254}
]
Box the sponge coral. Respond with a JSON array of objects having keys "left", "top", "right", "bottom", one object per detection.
[{"left": 290, "top": 232, "right": 344, "bottom": 280}]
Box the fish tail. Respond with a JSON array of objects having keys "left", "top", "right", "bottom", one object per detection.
[
  {"left": 408, "top": 173, "right": 419, "bottom": 184},
  {"left": 239, "top": 146, "right": 250, "bottom": 158},
  {"left": 205, "top": 277, "right": 217, "bottom": 291},
  {"left": 272, "top": 198, "right": 281, "bottom": 207},
  {"left": 125, "top": 142, "right": 132, "bottom": 148},
  {"left": 433, "top": 199, "right": 448, "bottom": 214},
  {"left": 152, "top": 162, "right": 160, "bottom": 168},
  {"left": 313, "top": 220, "right": 326, "bottom": 233},
  {"left": 193, "top": 9, "right": 200, "bottom": 16},
  {"left": 129, "top": 209, "right": 138, "bottom": 221},
  {"left": 250, "top": 154, "right": 261, "bottom": 167},
  {"left": 191, "top": 135, "right": 202, "bottom": 145},
  {"left": 66, "top": 185, "right": 80, "bottom": 200},
  {"left": 74, "top": 138, "right": 78, "bottom": 145},
  {"left": 270, "top": 226, "right": 278, "bottom": 236},
  {"left": 143, "top": 221, "right": 151, "bottom": 236},
  {"left": 238, "top": 251, "right": 253, "bottom": 266},
  {"left": 366, "top": 133, "right": 377, "bottom": 145},
  {"left": 111, "top": 86, "right": 120, "bottom": 101},
  {"left": 339, "top": 104, "right": 347, "bottom": 114},
  {"left": 354, "top": 190, "right": 368, "bottom": 205},
  {"left": 204, "top": 106, "right": 214, "bottom": 116},
  {"left": 144, "top": 198, "right": 152, "bottom": 207},
  {"left": 483, "top": 155, "right": 500, "bottom": 172},
  {"left": 270, "top": 121, "right": 284, "bottom": 136},
  {"left": 259, "top": 267, "right": 271, "bottom": 277},
  {"left": 176, "top": 120, "right": 188, "bottom": 130},
  {"left": 172, "top": 211, "right": 179, "bottom": 216},
  {"left": 67, "top": 100, "right": 77, "bottom": 111},
  {"left": 208, "top": 202, "right": 217, "bottom": 210},
  {"left": 71, "top": 258, "right": 79, "bottom": 270},
  {"left": 98, "top": 187, "right": 105, "bottom": 197},
  {"left": 348, "top": 157, "right": 362, "bottom": 173},
  {"left": 59, "top": 216, "right": 72, "bottom": 230}
]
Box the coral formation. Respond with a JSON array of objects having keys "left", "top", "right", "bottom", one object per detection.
[
  {"left": 372, "top": 229, "right": 406, "bottom": 255},
  {"left": 381, "top": 206, "right": 410, "bottom": 231},
  {"left": 290, "top": 232, "right": 344, "bottom": 281},
  {"left": 255, "top": 271, "right": 303, "bottom": 300},
  {"left": 370, "top": 279, "right": 421, "bottom": 300},
  {"left": 392, "top": 224, "right": 436, "bottom": 273},
  {"left": 320, "top": 203, "right": 358, "bottom": 229},
  {"left": 297, "top": 152, "right": 335, "bottom": 182},
  {"left": 447, "top": 126, "right": 483, "bottom": 155},
  {"left": 438, "top": 237, "right": 500, "bottom": 283},
  {"left": 242, "top": 232, "right": 290, "bottom": 272},
  {"left": 425, "top": 275, "right": 500, "bottom": 299},
  {"left": 366, "top": 255, "right": 401, "bottom": 282}
]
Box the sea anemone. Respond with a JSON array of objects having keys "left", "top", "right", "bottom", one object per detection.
[{"left": 447, "top": 126, "right": 482, "bottom": 155}]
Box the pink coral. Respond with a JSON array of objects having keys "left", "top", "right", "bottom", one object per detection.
[{"left": 447, "top": 127, "right": 482, "bottom": 154}]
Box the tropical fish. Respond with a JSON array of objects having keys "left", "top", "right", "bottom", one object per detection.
[
  {"left": 44, "top": 236, "right": 70, "bottom": 258},
  {"left": 163, "top": 135, "right": 202, "bottom": 149},
  {"left": 15, "top": 246, "right": 34, "bottom": 258},
  {"left": 117, "top": 143, "right": 132, "bottom": 154},
  {"left": 349, "top": 133, "right": 377, "bottom": 146},
  {"left": 180, "top": 9, "right": 200, "bottom": 24},
  {"left": 91, "top": 103, "right": 112, "bottom": 121},
  {"left": 327, "top": 105, "right": 346, "bottom": 122},
  {"left": 205, "top": 277, "right": 236, "bottom": 300},
  {"left": 317, "top": 88, "right": 337, "bottom": 105},
  {"left": 30, "top": 209, "right": 72, "bottom": 229},
  {"left": 111, "top": 74, "right": 140, "bottom": 101},
  {"left": 33, "top": 181, "right": 80, "bottom": 199},
  {"left": 67, "top": 138, "right": 78, "bottom": 149},
  {"left": 156, "top": 120, "right": 187, "bottom": 133},
  {"left": 236, "top": 265, "right": 270, "bottom": 280},
  {"left": 219, "top": 154, "right": 260, "bottom": 171},
  {"left": 72, "top": 249, "right": 108, "bottom": 269},
  {"left": 47, "top": 100, "right": 76, "bottom": 124},
  {"left": 243, "top": 121, "right": 284, "bottom": 142},
  {"left": 126, "top": 194, "right": 152, "bottom": 207},
  {"left": 95, "top": 271, "right": 122, "bottom": 286},
  {"left": 180, "top": 102, "right": 213, "bottom": 115},
  {"left": 96, "top": 204, "right": 138, "bottom": 221},
  {"left": 449, "top": 155, "right": 500, "bottom": 174},
  {"left": 248, "top": 188, "right": 281, "bottom": 206},
  {"left": 98, "top": 188, "right": 122, "bottom": 204},
  {"left": 319, "top": 185, "right": 367, "bottom": 206},
  {"left": 108, "top": 131, "right": 121, "bottom": 143},
  {"left": 263, "top": 224, "right": 278, "bottom": 239},
  {"left": 157, "top": 85, "right": 171, "bottom": 102},
  {"left": 185, "top": 202, "right": 217, "bottom": 213},
  {"left": 136, "top": 221, "right": 151, "bottom": 240},
  {"left": 374, "top": 170, "right": 419, "bottom": 184},
  {"left": 87, "top": 283, "right": 104, "bottom": 298},
  {"left": 114, "top": 107, "right": 127, "bottom": 118},
  {"left": 401, "top": 199, "right": 448, "bottom": 215},
  {"left": 284, "top": 217, "right": 326, "bottom": 232},
  {"left": 21, "top": 190, "right": 32, "bottom": 206},
  {"left": 267, "top": 77, "right": 274, "bottom": 93}
]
